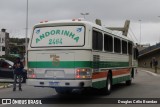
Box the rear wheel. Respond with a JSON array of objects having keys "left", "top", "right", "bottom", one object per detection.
[
  {"left": 101, "top": 73, "right": 112, "bottom": 95},
  {"left": 126, "top": 79, "right": 132, "bottom": 86}
]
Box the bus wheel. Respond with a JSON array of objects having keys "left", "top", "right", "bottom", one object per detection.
[
  {"left": 126, "top": 80, "right": 132, "bottom": 86},
  {"left": 101, "top": 73, "right": 112, "bottom": 95}
]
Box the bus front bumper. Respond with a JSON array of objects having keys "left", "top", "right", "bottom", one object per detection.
[{"left": 27, "top": 79, "right": 92, "bottom": 88}]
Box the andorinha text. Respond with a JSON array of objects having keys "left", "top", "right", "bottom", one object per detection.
[{"left": 36, "top": 30, "right": 80, "bottom": 43}]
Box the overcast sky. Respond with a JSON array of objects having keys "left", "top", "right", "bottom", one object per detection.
[{"left": 1, "top": 0, "right": 160, "bottom": 45}]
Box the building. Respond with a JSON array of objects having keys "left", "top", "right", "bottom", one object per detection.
[
  {"left": 0, "top": 29, "right": 9, "bottom": 56},
  {"left": 138, "top": 43, "right": 160, "bottom": 68}
]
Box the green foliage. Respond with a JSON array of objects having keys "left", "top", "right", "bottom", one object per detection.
[
  {"left": 9, "top": 38, "right": 29, "bottom": 45},
  {"left": 9, "top": 38, "right": 29, "bottom": 54},
  {"left": 0, "top": 55, "right": 17, "bottom": 62}
]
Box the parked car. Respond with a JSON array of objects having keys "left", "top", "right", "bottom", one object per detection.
[{"left": 0, "top": 58, "right": 27, "bottom": 83}]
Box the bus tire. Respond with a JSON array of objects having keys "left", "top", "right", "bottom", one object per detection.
[
  {"left": 101, "top": 72, "right": 112, "bottom": 95},
  {"left": 126, "top": 80, "right": 131, "bottom": 86}
]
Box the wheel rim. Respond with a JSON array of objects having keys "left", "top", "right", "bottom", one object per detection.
[{"left": 107, "top": 78, "right": 111, "bottom": 91}]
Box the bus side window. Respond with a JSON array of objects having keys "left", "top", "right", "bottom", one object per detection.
[
  {"left": 92, "top": 30, "right": 103, "bottom": 51},
  {"left": 104, "top": 34, "right": 113, "bottom": 52},
  {"left": 128, "top": 42, "right": 133, "bottom": 55},
  {"left": 122, "top": 40, "right": 127, "bottom": 54},
  {"left": 114, "top": 38, "right": 121, "bottom": 53}
]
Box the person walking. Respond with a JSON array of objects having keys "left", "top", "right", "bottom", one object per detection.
[
  {"left": 153, "top": 57, "right": 158, "bottom": 73},
  {"left": 13, "top": 57, "right": 24, "bottom": 91},
  {"left": 150, "top": 61, "right": 152, "bottom": 68}
]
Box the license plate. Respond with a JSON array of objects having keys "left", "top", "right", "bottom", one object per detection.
[
  {"left": 49, "top": 82, "right": 59, "bottom": 86},
  {"left": 45, "top": 70, "right": 64, "bottom": 78}
]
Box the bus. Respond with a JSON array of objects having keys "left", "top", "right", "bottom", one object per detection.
[{"left": 27, "top": 19, "right": 138, "bottom": 95}]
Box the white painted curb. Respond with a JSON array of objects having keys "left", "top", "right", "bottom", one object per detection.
[
  {"left": 0, "top": 84, "right": 12, "bottom": 89},
  {"left": 141, "top": 70, "right": 160, "bottom": 77}
]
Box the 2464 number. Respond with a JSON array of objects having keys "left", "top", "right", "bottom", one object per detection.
[{"left": 49, "top": 38, "right": 62, "bottom": 45}]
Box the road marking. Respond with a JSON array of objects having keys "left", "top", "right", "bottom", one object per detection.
[
  {"left": 0, "top": 104, "right": 7, "bottom": 107},
  {"left": 141, "top": 70, "right": 160, "bottom": 76}
]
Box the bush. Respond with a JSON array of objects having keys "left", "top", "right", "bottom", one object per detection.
[{"left": 0, "top": 55, "right": 17, "bottom": 62}]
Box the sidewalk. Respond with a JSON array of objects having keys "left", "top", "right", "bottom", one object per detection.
[{"left": 138, "top": 67, "right": 160, "bottom": 75}]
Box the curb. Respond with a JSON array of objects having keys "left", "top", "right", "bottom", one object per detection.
[
  {"left": 0, "top": 84, "right": 12, "bottom": 89},
  {"left": 141, "top": 70, "right": 160, "bottom": 77}
]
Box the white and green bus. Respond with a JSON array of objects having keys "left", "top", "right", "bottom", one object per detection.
[{"left": 27, "top": 19, "right": 138, "bottom": 94}]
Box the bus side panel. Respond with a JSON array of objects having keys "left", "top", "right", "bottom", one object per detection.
[
  {"left": 92, "top": 71, "right": 108, "bottom": 89},
  {"left": 112, "top": 68, "right": 132, "bottom": 85},
  {"left": 91, "top": 52, "right": 130, "bottom": 89}
]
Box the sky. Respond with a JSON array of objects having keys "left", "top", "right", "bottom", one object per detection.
[{"left": 1, "top": 0, "right": 160, "bottom": 45}]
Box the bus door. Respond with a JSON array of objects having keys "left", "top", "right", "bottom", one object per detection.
[{"left": 128, "top": 42, "right": 133, "bottom": 67}]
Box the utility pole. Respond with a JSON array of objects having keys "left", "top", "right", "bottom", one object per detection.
[
  {"left": 139, "top": 20, "right": 142, "bottom": 44},
  {"left": 158, "top": 16, "right": 160, "bottom": 43},
  {"left": 25, "top": 0, "right": 29, "bottom": 66}
]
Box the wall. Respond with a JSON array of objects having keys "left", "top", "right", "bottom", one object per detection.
[{"left": 138, "top": 49, "right": 160, "bottom": 68}]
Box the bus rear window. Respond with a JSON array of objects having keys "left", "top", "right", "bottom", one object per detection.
[{"left": 31, "top": 26, "right": 85, "bottom": 47}]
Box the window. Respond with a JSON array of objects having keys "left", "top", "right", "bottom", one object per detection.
[
  {"left": 2, "top": 47, "right": 5, "bottom": 51},
  {"left": 31, "top": 26, "right": 85, "bottom": 47},
  {"left": 114, "top": 38, "right": 121, "bottom": 53},
  {"left": 2, "top": 38, "right": 4, "bottom": 43},
  {"left": 122, "top": 40, "right": 127, "bottom": 54},
  {"left": 92, "top": 30, "right": 103, "bottom": 51},
  {"left": 1, "top": 61, "right": 9, "bottom": 68},
  {"left": 104, "top": 34, "right": 113, "bottom": 52},
  {"left": 128, "top": 42, "right": 133, "bottom": 55}
]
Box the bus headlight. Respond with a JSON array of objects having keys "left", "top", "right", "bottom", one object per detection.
[
  {"left": 27, "top": 68, "right": 36, "bottom": 78},
  {"left": 75, "top": 68, "right": 92, "bottom": 79}
]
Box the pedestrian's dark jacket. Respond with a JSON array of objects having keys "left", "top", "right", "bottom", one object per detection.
[
  {"left": 13, "top": 61, "right": 24, "bottom": 75},
  {"left": 153, "top": 60, "right": 158, "bottom": 66}
]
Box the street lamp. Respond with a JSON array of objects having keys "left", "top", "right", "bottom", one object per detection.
[
  {"left": 158, "top": 16, "right": 160, "bottom": 43},
  {"left": 139, "top": 20, "right": 142, "bottom": 44},
  {"left": 80, "top": 13, "right": 89, "bottom": 19},
  {"left": 25, "top": 0, "right": 29, "bottom": 66}
]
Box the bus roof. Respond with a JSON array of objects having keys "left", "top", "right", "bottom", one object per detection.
[{"left": 35, "top": 19, "right": 133, "bottom": 42}]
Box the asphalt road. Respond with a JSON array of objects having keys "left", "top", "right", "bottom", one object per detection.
[{"left": 0, "top": 69, "right": 160, "bottom": 107}]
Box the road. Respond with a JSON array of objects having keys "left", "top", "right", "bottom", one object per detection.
[{"left": 0, "top": 69, "right": 160, "bottom": 107}]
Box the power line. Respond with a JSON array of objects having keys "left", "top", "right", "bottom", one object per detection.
[
  {"left": 129, "top": 27, "right": 139, "bottom": 43},
  {"left": 128, "top": 32, "right": 134, "bottom": 41}
]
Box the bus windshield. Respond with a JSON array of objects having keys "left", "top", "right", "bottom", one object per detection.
[{"left": 31, "top": 26, "right": 85, "bottom": 47}]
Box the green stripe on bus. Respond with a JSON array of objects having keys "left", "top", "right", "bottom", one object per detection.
[
  {"left": 28, "top": 61, "right": 91, "bottom": 68},
  {"left": 112, "top": 75, "right": 131, "bottom": 85},
  {"left": 92, "top": 80, "right": 106, "bottom": 89},
  {"left": 28, "top": 61, "right": 129, "bottom": 68},
  {"left": 99, "top": 61, "right": 129, "bottom": 68}
]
